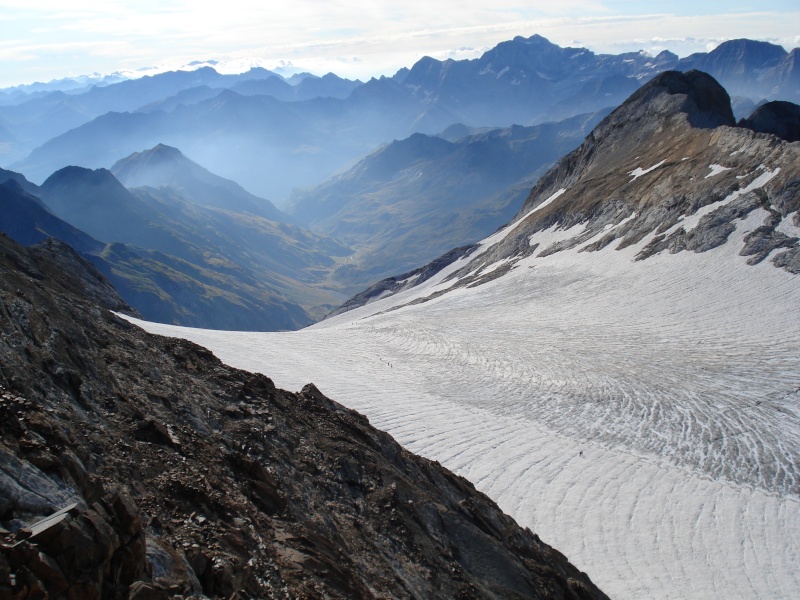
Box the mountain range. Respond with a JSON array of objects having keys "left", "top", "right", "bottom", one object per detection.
[
  {"left": 5, "top": 36, "right": 797, "bottom": 203},
  {"left": 0, "top": 105, "right": 620, "bottom": 327},
  {"left": 2, "top": 34, "right": 799, "bottom": 331},
  {"left": 0, "top": 157, "right": 352, "bottom": 329},
  {"left": 0, "top": 67, "right": 359, "bottom": 165},
  {"left": 340, "top": 71, "right": 800, "bottom": 313}
]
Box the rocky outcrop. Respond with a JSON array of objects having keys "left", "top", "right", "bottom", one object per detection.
[
  {"left": 472, "top": 72, "right": 798, "bottom": 276},
  {"left": 327, "top": 244, "right": 478, "bottom": 318},
  {"left": 739, "top": 100, "right": 800, "bottom": 142},
  {"left": 1, "top": 494, "right": 148, "bottom": 600},
  {"left": 0, "top": 231, "right": 608, "bottom": 599},
  {"left": 501, "top": 72, "right": 800, "bottom": 273}
]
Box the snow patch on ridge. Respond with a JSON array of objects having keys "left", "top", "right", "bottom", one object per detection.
[
  {"left": 480, "top": 188, "right": 567, "bottom": 250},
  {"left": 682, "top": 167, "right": 781, "bottom": 233},
  {"left": 705, "top": 164, "right": 731, "bottom": 178},
  {"left": 628, "top": 160, "right": 665, "bottom": 181},
  {"left": 776, "top": 212, "right": 800, "bottom": 238}
]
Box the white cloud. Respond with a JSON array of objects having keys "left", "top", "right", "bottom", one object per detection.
[{"left": 0, "top": 3, "right": 797, "bottom": 87}]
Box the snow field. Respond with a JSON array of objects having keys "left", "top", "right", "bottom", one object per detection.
[{"left": 127, "top": 194, "right": 800, "bottom": 599}]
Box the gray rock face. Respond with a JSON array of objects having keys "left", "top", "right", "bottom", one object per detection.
[
  {"left": 739, "top": 100, "right": 800, "bottom": 142},
  {"left": 0, "top": 233, "right": 608, "bottom": 599}
]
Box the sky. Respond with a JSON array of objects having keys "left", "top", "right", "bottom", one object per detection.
[{"left": 0, "top": 1, "right": 798, "bottom": 88}]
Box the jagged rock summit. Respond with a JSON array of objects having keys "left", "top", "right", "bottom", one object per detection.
[{"left": 0, "top": 231, "right": 608, "bottom": 599}]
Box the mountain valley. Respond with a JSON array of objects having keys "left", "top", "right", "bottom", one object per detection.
[
  {"left": 1, "top": 160, "right": 350, "bottom": 329},
  {"left": 288, "top": 110, "right": 610, "bottom": 288},
  {"left": 1, "top": 31, "right": 800, "bottom": 600}
]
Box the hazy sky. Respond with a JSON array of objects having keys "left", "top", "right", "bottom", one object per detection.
[{"left": 0, "top": 1, "right": 798, "bottom": 87}]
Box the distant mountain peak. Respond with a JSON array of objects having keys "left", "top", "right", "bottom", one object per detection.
[
  {"left": 151, "top": 142, "right": 182, "bottom": 154},
  {"left": 710, "top": 38, "right": 788, "bottom": 62},
  {"left": 43, "top": 165, "right": 128, "bottom": 194},
  {"left": 127, "top": 143, "right": 185, "bottom": 164},
  {"left": 110, "top": 144, "right": 289, "bottom": 221},
  {"left": 513, "top": 33, "right": 554, "bottom": 45},
  {"left": 110, "top": 144, "right": 201, "bottom": 184}
]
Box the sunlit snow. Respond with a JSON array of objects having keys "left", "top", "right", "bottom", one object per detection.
[
  {"left": 125, "top": 190, "right": 800, "bottom": 599},
  {"left": 705, "top": 163, "right": 732, "bottom": 178},
  {"left": 681, "top": 168, "right": 779, "bottom": 233},
  {"left": 628, "top": 159, "right": 666, "bottom": 181}
]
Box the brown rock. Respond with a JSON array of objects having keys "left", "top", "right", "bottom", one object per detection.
[
  {"left": 27, "top": 552, "right": 68, "bottom": 596},
  {"left": 127, "top": 580, "right": 169, "bottom": 600}
]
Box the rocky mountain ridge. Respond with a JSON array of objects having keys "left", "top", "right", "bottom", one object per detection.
[
  {"left": 335, "top": 71, "right": 800, "bottom": 313},
  {"left": 0, "top": 231, "right": 608, "bottom": 599}
]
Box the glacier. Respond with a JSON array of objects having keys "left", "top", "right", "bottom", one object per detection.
[{"left": 125, "top": 194, "right": 800, "bottom": 599}]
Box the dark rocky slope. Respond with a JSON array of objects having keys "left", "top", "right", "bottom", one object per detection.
[
  {"left": 738, "top": 100, "right": 800, "bottom": 143},
  {"left": 0, "top": 233, "right": 607, "bottom": 599}
]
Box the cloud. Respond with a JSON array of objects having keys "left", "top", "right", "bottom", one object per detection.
[{"left": 0, "top": 3, "right": 797, "bottom": 87}]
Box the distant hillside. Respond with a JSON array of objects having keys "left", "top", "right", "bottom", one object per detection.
[
  {"left": 19, "top": 165, "right": 357, "bottom": 328},
  {"left": 110, "top": 143, "right": 288, "bottom": 221},
  {"left": 289, "top": 110, "right": 609, "bottom": 288},
  {"left": 0, "top": 177, "right": 317, "bottom": 330}
]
